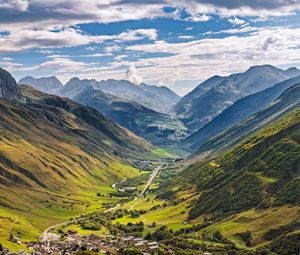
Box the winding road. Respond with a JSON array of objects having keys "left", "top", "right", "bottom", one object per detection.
[{"left": 42, "top": 164, "right": 163, "bottom": 245}]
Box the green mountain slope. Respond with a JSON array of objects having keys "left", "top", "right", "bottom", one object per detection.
[
  {"left": 0, "top": 84, "right": 152, "bottom": 249},
  {"left": 171, "top": 108, "right": 300, "bottom": 218},
  {"left": 198, "top": 81, "right": 300, "bottom": 154},
  {"left": 74, "top": 86, "right": 189, "bottom": 146},
  {"left": 184, "top": 75, "right": 300, "bottom": 152},
  {"left": 156, "top": 106, "right": 300, "bottom": 249}
]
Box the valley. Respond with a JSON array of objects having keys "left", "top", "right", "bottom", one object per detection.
[{"left": 1, "top": 64, "right": 300, "bottom": 255}]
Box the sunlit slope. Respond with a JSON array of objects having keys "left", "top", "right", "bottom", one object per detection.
[
  {"left": 198, "top": 81, "right": 300, "bottom": 154},
  {"left": 0, "top": 86, "right": 152, "bottom": 247},
  {"left": 156, "top": 108, "right": 300, "bottom": 247},
  {"left": 169, "top": 108, "right": 300, "bottom": 219}
]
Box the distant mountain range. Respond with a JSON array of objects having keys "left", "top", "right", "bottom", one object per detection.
[
  {"left": 94, "top": 79, "right": 180, "bottom": 114},
  {"left": 19, "top": 76, "right": 186, "bottom": 145},
  {"left": 17, "top": 65, "right": 300, "bottom": 150},
  {"left": 197, "top": 80, "right": 300, "bottom": 154},
  {"left": 74, "top": 85, "right": 189, "bottom": 145},
  {"left": 19, "top": 76, "right": 63, "bottom": 93},
  {"left": 184, "top": 75, "right": 300, "bottom": 151},
  {"left": 175, "top": 65, "right": 300, "bottom": 131}
]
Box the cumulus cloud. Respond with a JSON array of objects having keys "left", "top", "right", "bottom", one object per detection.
[
  {"left": 0, "top": 0, "right": 298, "bottom": 57},
  {"left": 124, "top": 26, "right": 300, "bottom": 83},
  {"left": 2, "top": 0, "right": 300, "bottom": 93},
  {"left": 126, "top": 65, "right": 143, "bottom": 85},
  {"left": 0, "top": 0, "right": 299, "bottom": 34},
  {"left": 0, "top": 0, "right": 28, "bottom": 12},
  {"left": 204, "top": 25, "right": 260, "bottom": 35},
  {"left": 0, "top": 28, "right": 158, "bottom": 53}
]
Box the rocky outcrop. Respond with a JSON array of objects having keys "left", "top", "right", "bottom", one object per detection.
[{"left": 0, "top": 68, "right": 21, "bottom": 101}]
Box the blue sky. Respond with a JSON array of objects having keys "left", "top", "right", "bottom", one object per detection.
[{"left": 0, "top": 0, "right": 300, "bottom": 95}]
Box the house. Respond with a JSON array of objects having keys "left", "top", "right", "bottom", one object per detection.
[
  {"left": 89, "top": 234, "right": 101, "bottom": 241},
  {"left": 134, "top": 242, "right": 147, "bottom": 249},
  {"left": 67, "top": 229, "right": 78, "bottom": 235},
  {"left": 148, "top": 245, "right": 159, "bottom": 253}
]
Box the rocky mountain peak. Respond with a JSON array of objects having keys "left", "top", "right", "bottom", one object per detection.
[{"left": 0, "top": 68, "right": 21, "bottom": 101}]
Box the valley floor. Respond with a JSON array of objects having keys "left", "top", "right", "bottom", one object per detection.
[{"left": 2, "top": 161, "right": 298, "bottom": 255}]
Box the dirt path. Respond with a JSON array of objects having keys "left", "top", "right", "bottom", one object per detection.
[{"left": 9, "top": 216, "right": 18, "bottom": 236}]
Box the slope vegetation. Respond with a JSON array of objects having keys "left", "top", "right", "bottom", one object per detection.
[
  {"left": 74, "top": 86, "right": 189, "bottom": 145},
  {"left": 175, "top": 65, "right": 300, "bottom": 131},
  {"left": 184, "top": 75, "right": 300, "bottom": 151},
  {"left": 0, "top": 85, "right": 152, "bottom": 248},
  {"left": 198, "top": 81, "right": 300, "bottom": 153},
  {"left": 155, "top": 106, "right": 300, "bottom": 250}
]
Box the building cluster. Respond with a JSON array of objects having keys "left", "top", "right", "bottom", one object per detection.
[
  {"left": 123, "top": 236, "right": 159, "bottom": 254},
  {"left": 1, "top": 231, "right": 164, "bottom": 255}
]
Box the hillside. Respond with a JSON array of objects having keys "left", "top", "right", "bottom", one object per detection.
[
  {"left": 0, "top": 81, "right": 153, "bottom": 248},
  {"left": 175, "top": 65, "right": 300, "bottom": 131},
  {"left": 74, "top": 86, "right": 189, "bottom": 145},
  {"left": 156, "top": 107, "right": 300, "bottom": 250},
  {"left": 198, "top": 81, "right": 300, "bottom": 153},
  {"left": 185, "top": 75, "right": 300, "bottom": 151}
]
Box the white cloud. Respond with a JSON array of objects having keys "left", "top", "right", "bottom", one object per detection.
[
  {"left": 115, "top": 29, "right": 158, "bottom": 42},
  {"left": 80, "top": 53, "right": 112, "bottom": 58},
  {"left": 85, "top": 46, "right": 97, "bottom": 51},
  {"left": 105, "top": 45, "right": 122, "bottom": 53},
  {"left": 0, "top": 0, "right": 299, "bottom": 36},
  {"left": 178, "top": 35, "right": 195, "bottom": 39},
  {"left": 122, "top": 26, "right": 300, "bottom": 84},
  {"left": 0, "top": 0, "right": 28, "bottom": 12},
  {"left": 125, "top": 65, "right": 143, "bottom": 85},
  {"left": 3, "top": 57, "right": 13, "bottom": 61},
  {"left": 185, "top": 14, "right": 211, "bottom": 22},
  {"left": 0, "top": 28, "right": 158, "bottom": 53},
  {"left": 114, "top": 54, "right": 128, "bottom": 61},
  {"left": 228, "top": 17, "right": 247, "bottom": 26},
  {"left": 204, "top": 25, "right": 260, "bottom": 35}
]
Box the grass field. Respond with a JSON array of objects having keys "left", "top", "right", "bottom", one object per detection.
[
  {"left": 0, "top": 164, "right": 143, "bottom": 251},
  {"left": 198, "top": 205, "right": 300, "bottom": 248}
]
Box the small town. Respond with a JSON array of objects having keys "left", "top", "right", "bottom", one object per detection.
[{"left": 1, "top": 230, "right": 167, "bottom": 255}]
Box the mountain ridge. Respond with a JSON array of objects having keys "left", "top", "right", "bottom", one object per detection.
[
  {"left": 175, "top": 65, "right": 300, "bottom": 131},
  {"left": 185, "top": 75, "right": 300, "bottom": 151}
]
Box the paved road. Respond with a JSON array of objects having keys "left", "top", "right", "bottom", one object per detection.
[
  {"left": 139, "top": 165, "right": 162, "bottom": 197},
  {"left": 42, "top": 164, "right": 163, "bottom": 245}
]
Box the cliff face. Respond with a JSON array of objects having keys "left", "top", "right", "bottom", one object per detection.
[{"left": 0, "top": 68, "right": 21, "bottom": 101}]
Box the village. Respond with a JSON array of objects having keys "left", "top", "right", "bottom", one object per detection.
[
  {"left": 1, "top": 229, "right": 168, "bottom": 255},
  {"left": 0, "top": 165, "right": 171, "bottom": 255}
]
